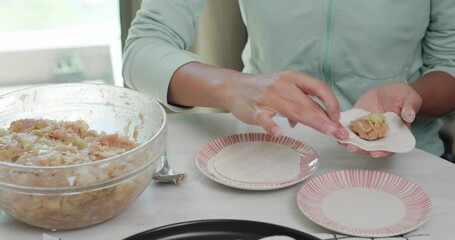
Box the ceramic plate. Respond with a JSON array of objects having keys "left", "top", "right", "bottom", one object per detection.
[
  {"left": 297, "top": 169, "right": 431, "bottom": 237},
  {"left": 338, "top": 109, "right": 416, "bottom": 153},
  {"left": 196, "top": 133, "right": 319, "bottom": 190}
]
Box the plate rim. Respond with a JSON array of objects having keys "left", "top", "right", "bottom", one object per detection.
[
  {"left": 296, "top": 169, "right": 432, "bottom": 237},
  {"left": 123, "top": 219, "right": 320, "bottom": 240},
  {"left": 195, "top": 133, "right": 319, "bottom": 190}
]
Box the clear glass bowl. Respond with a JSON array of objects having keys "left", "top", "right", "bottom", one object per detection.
[{"left": 0, "top": 84, "right": 167, "bottom": 230}]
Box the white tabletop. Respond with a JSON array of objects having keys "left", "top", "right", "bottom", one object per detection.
[{"left": 1, "top": 112, "right": 455, "bottom": 240}]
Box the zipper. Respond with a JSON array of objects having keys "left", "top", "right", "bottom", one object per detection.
[{"left": 322, "top": 0, "right": 335, "bottom": 88}]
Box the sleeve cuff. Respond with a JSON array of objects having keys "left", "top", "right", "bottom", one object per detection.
[
  {"left": 124, "top": 38, "right": 203, "bottom": 112},
  {"left": 421, "top": 66, "right": 455, "bottom": 78}
]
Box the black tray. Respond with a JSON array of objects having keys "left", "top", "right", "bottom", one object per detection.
[{"left": 124, "top": 219, "right": 320, "bottom": 240}]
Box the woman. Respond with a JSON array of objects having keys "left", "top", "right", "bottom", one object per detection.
[{"left": 123, "top": 0, "right": 455, "bottom": 158}]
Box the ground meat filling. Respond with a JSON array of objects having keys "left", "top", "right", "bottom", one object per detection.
[
  {"left": 0, "top": 119, "right": 137, "bottom": 166},
  {"left": 349, "top": 113, "right": 388, "bottom": 141}
]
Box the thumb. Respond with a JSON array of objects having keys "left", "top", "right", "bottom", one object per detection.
[{"left": 400, "top": 95, "right": 420, "bottom": 123}]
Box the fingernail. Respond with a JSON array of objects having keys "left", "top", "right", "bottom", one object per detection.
[
  {"left": 338, "top": 128, "right": 350, "bottom": 140},
  {"left": 402, "top": 109, "right": 415, "bottom": 123},
  {"left": 289, "top": 120, "right": 297, "bottom": 128},
  {"left": 322, "top": 122, "right": 336, "bottom": 135},
  {"left": 271, "top": 126, "right": 282, "bottom": 137},
  {"left": 371, "top": 152, "right": 387, "bottom": 158},
  {"left": 347, "top": 145, "right": 358, "bottom": 152}
]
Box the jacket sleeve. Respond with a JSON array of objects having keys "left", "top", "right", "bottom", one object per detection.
[
  {"left": 421, "top": 0, "right": 455, "bottom": 77},
  {"left": 122, "top": 0, "right": 206, "bottom": 111}
]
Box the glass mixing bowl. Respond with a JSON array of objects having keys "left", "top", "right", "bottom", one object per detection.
[{"left": 0, "top": 84, "right": 166, "bottom": 230}]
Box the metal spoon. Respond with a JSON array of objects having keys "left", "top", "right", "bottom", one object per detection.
[{"left": 152, "top": 151, "right": 186, "bottom": 184}]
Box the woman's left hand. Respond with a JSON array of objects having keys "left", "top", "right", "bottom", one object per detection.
[{"left": 341, "top": 82, "right": 422, "bottom": 158}]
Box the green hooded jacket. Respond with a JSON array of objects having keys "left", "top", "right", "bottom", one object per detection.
[{"left": 123, "top": 0, "right": 455, "bottom": 156}]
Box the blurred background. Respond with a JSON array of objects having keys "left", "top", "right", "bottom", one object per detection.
[
  {"left": 0, "top": 0, "right": 453, "bottom": 161},
  {"left": 0, "top": 0, "right": 122, "bottom": 93}
]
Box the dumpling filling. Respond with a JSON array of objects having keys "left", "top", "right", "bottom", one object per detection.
[{"left": 349, "top": 113, "right": 388, "bottom": 141}]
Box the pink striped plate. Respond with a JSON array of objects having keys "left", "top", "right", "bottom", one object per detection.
[
  {"left": 196, "top": 133, "right": 319, "bottom": 190},
  {"left": 297, "top": 169, "right": 431, "bottom": 237}
]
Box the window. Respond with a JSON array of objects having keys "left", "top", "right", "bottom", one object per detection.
[{"left": 0, "top": 0, "right": 122, "bottom": 95}]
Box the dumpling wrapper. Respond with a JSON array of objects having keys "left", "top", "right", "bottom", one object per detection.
[
  {"left": 212, "top": 141, "right": 301, "bottom": 184},
  {"left": 338, "top": 109, "right": 415, "bottom": 153}
]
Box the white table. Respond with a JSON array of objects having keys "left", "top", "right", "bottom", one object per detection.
[{"left": 1, "top": 113, "right": 455, "bottom": 239}]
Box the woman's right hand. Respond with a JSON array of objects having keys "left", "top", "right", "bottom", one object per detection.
[{"left": 169, "top": 63, "right": 348, "bottom": 140}]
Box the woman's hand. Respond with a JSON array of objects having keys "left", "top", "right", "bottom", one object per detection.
[
  {"left": 342, "top": 82, "right": 422, "bottom": 158},
  {"left": 169, "top": 63, "right": 348, "bottom": 139},
  {"left": 221, "top": 70, "right": 349, "bottom": 139}
]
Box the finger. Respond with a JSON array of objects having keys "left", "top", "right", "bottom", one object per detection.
[
  {"left": 344, "top": 144, "right": 370, "bottom": 155},
  {"left": 401, "top": 91, "right": 422, "bottom": 123},
  {"left": 254, "top": 109, "right": 282, "bottom": 137},
  {"left": 272, "top": 94, "right": 336, "bottom": 135},
  {"left": 401, "top": 100, "right": 416, "bottom": 123},
  {"left": 335, "top": 126, "right": 350, "bottom": 141},
  {"left": 286, "top": 71, "right": 340, "bottom": 121},
  {"left": 370, "top": 151, "right": 394, "bottom": 158},
  {"left": 342, "top": 144, "right": 393, "bottom": 158},
  {"left": 270, "top": 93, "right": 348, "bottom": 139},
  {"left": 288, "top": 119, "right": 297, "bottom": 128}
]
